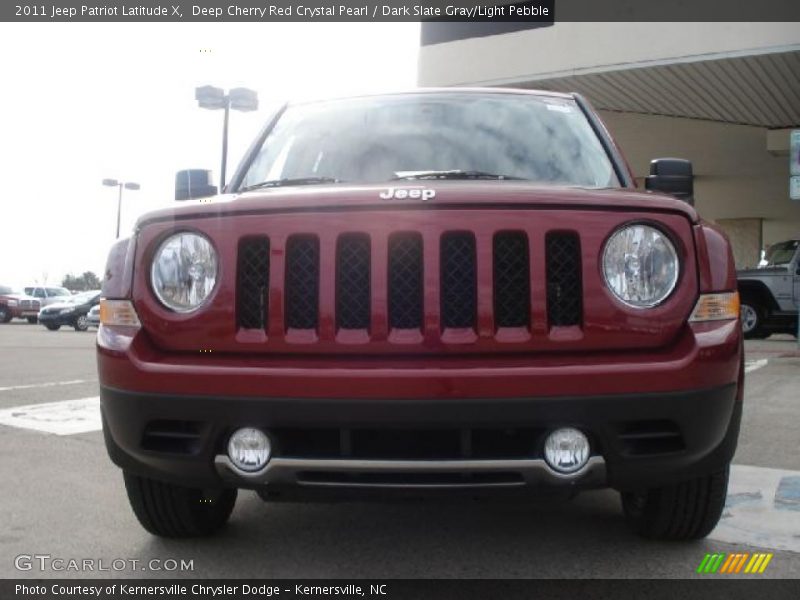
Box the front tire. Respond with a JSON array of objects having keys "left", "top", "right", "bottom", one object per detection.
[
  {"left": 740, "top": 301, "right": 767, "bottom": 339},
  {"left": 74, "top": 315, "right": 89, "bottom": 331},
  {"left": 0, "top": 307, "right": 11, "bottom": 323},
  {"left": 123, "top": 472, "right": 237, "bottom": 538},
  {"left": 621, "top": 466, "right": 729, "bottom": 540},
  {"left": 27, "top": 317, "right": 38, "bottom": 324}
]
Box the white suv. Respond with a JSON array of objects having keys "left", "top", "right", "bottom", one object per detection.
[{"left": 24, "top": 286, "right": 73, "bottom": 307}]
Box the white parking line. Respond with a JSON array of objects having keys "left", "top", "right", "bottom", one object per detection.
[
  {"left": 0, "top": 379, "right": 95, "bottom": 392},
  {"left": 0, "top": 397, "right": 101, "bottom": 435},
  {"left": 744, "top": 359, "right": 768, "bottom": 374},
  {"left": 712, "top": 464, "right": 800, "bottom": 553}
]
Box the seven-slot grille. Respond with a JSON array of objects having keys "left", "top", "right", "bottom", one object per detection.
[
  {"left": 388, "top": 233, "right": 424, "bottom": 330},
  {"left": 336, "top": 234, "right": 371, "bottom": 330},
  {"left": 236, "top": 230, "right": 583, "bottom": 335}
]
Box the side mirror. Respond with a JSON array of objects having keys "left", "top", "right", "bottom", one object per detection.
[
  {"left": 645, "top": 158, "right": 694, "bottom": 205},
  {"left": 175, "top": 169, "right": 217, "bottom": 201}
]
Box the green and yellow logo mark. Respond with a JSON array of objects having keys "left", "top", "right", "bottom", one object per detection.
[{"left": 697, "top": 552, "right": 773, "bottom": 574}]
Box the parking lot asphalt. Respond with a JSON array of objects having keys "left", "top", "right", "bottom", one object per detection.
[{"left": 0, "top": 322, "right": 798, "bottom": 579}]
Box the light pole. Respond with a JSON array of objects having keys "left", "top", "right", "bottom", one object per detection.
[
  {"left": 194, "top": 86, "right": 258, "bottom": 190},
  {"left": 103, "top": 179, "right": 140, "bottom": 239}
]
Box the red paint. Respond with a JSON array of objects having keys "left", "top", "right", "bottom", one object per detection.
[
  {"left": 127, "top": 198, "right": 700, "bottom": 357},
  {"left": 99, "top": 176, "right": 739, "bottom": 402},
  {"left": 694, "top": 221, "right": 737, "bottom": 293}
]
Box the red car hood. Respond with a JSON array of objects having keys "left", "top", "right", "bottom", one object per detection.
[{"left": 136, "top": 183, "right": 698, "bottom": 228}]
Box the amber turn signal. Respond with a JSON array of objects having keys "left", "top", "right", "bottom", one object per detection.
[
  {"left": 99, "top": 299, "right": 141, "bottom": 328},
  {"left": 688, "top": 292, "right": 740, "bottom": 322}
]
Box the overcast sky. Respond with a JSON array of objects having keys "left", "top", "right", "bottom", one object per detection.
[{"left": 0, "top": 22, "right": 420, "bottom": 287}]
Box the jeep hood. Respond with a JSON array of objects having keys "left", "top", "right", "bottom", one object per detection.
[{"left": 136, "top": 183, "right": 698, "bottom": 229}]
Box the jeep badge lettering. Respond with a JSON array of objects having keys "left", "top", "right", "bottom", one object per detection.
[{"left": 379, "top": 187, "right": 435, "bottom": 201}]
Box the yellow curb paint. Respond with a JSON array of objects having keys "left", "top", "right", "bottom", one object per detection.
[
  {"left": 744, "top": 554, "right": 759, "bottom": 573},
  {"left": 758, "top": 554, "right": 773, "bottom": 573}
]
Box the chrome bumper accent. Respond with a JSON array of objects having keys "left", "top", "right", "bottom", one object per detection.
[{"left": 214, "top": 455, "right": 606, "bottom": 489}]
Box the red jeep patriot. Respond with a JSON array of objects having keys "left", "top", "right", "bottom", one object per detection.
[{"left": 98, "top": 89, "right": 742, "bottom": 540}]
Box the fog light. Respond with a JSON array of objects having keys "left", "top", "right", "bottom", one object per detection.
[
  {"left": 544, "top": 428, "right": 590, "bottom": 474},
  {"left": 227, "top": 428, "right": 271, "bottom": 472}
]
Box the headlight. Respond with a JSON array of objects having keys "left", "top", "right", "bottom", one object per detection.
[
  {"left": 151, "top": 232, "right": 218, "bottom": 312},
  {"left": 7, "top": 300, "right": 17, "bottom": 307},
  {"left": 602, "top": 224, "right": 679, "bottom": 308}
]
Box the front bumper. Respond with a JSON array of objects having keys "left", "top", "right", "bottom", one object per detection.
[
  {"left": 9, "top": 306, "right": 38, "bottom": 318},
  {"left": 99, "top": 318, "right": 742, "bottom": 496},
  {"left": 38, "top": 311, "right": 77, "bottom": 326},
  {"left": 101, "top": 381, "right": 741, "bottom": 495}
]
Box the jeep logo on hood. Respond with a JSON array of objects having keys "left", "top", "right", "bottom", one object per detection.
[{"left": 379, "top": 187, "right": 435, "bottom": 201}]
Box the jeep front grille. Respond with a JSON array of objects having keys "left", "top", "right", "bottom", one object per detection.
[
  {"left": 235, "top": 227, "right": 586, "bottom": 343},
  {"left": 336, "top": 234, "right": 371, "bottom": 330},
  {"left": 440, "top": 232, "right": 477, "bottom": 329},
  {"left": 285, "top": 235, "right": 320, "bottom": 330},
  {"left": 237, "top": 237, "right": 270, "bottom": 330},
  {"left": 546, "top": 232, "right": 582, "bottom": 327},
  {"left": 388, "top": 233, "right": 424, "bottom": 330},
  {"left": 493, "top": 232, "right": 530, "bottom": 328}
]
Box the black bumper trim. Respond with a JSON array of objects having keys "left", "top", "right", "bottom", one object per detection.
[{"left": 100, "top": 383, "right": 741, "bottom": 493}]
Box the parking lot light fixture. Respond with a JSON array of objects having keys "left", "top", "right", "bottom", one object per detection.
[
  {"left": 195, "top": 85, "right": 258, "bottom": 190},
  {"left": 103, "top": 178, "right": 140, "bottom": 239}
]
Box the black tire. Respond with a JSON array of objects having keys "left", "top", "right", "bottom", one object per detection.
[
  {"left": 123, "top": 472, "right": 237, "bottom": 538},
  {"left": 621, "top": 466, "right": 729, "bottom": 540},
  {"left": 739, "top": 300, "right": 767, "bottom": 339},
  {"left": 27, "top": 317, "right": 38, "bottom": 324},
  {"left": 74, "top": 315, "right": 89, "bottom": 331},
  {"left": 0, "top": 307, "right": 11, "bottom": 323},
  {"left": 45, "top": 323, "right": 60, "bottom": 331}
]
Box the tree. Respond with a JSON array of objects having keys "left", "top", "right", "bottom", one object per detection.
[{"left": 62, "top": 271, "right": 102, "bottom": 292}]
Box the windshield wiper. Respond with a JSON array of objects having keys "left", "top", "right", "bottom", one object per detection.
[
  {"left": 239, "top": 177, "right": 342, "bottom": 192},
  {"left": 391, "top": 170, "right": 526, "bottom": 181}
]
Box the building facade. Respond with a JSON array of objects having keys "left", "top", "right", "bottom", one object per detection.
[{"left": 418, "top": 22, "right": 800, "bottom": 267}]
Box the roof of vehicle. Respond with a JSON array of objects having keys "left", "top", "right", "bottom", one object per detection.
[{"left": 286, "top": 87, "right": 577, "bottom": 107}]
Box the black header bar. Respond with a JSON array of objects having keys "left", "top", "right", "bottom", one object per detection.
[
  {"left": 3, "top": 579, "right": 800, "bottom": 600},
  {"left": 4, "top": 0, "right": 800, "bottom": 22}
]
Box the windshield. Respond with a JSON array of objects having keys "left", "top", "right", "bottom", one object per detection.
[
  {"left": 68, "top": 292, "right": 99, "bottom": 304},
  {"left": 764, "top": 240, "right": 799, "bottom": 266},
  {"left": 240, "top": 93, "right": 619, "bottom": 190}
]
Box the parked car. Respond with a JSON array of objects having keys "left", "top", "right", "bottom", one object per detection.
[
  {"left": 737, "top": 239, "right": 799, "bottom": 338},
  {"left": 99, "top": 88, "right": 743, "bottom": 541},
  {"left": 0, "top": 285, "right": 41, "bottom": 323},
  {"left": 24, "top": 285, "right": 73, "bottom": 308},
  {"left": 38, "top": 290, "right": 101, "bottom": 331},
  {"left": 86, "top": 304, "right": 101, "bottom": 328}
]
